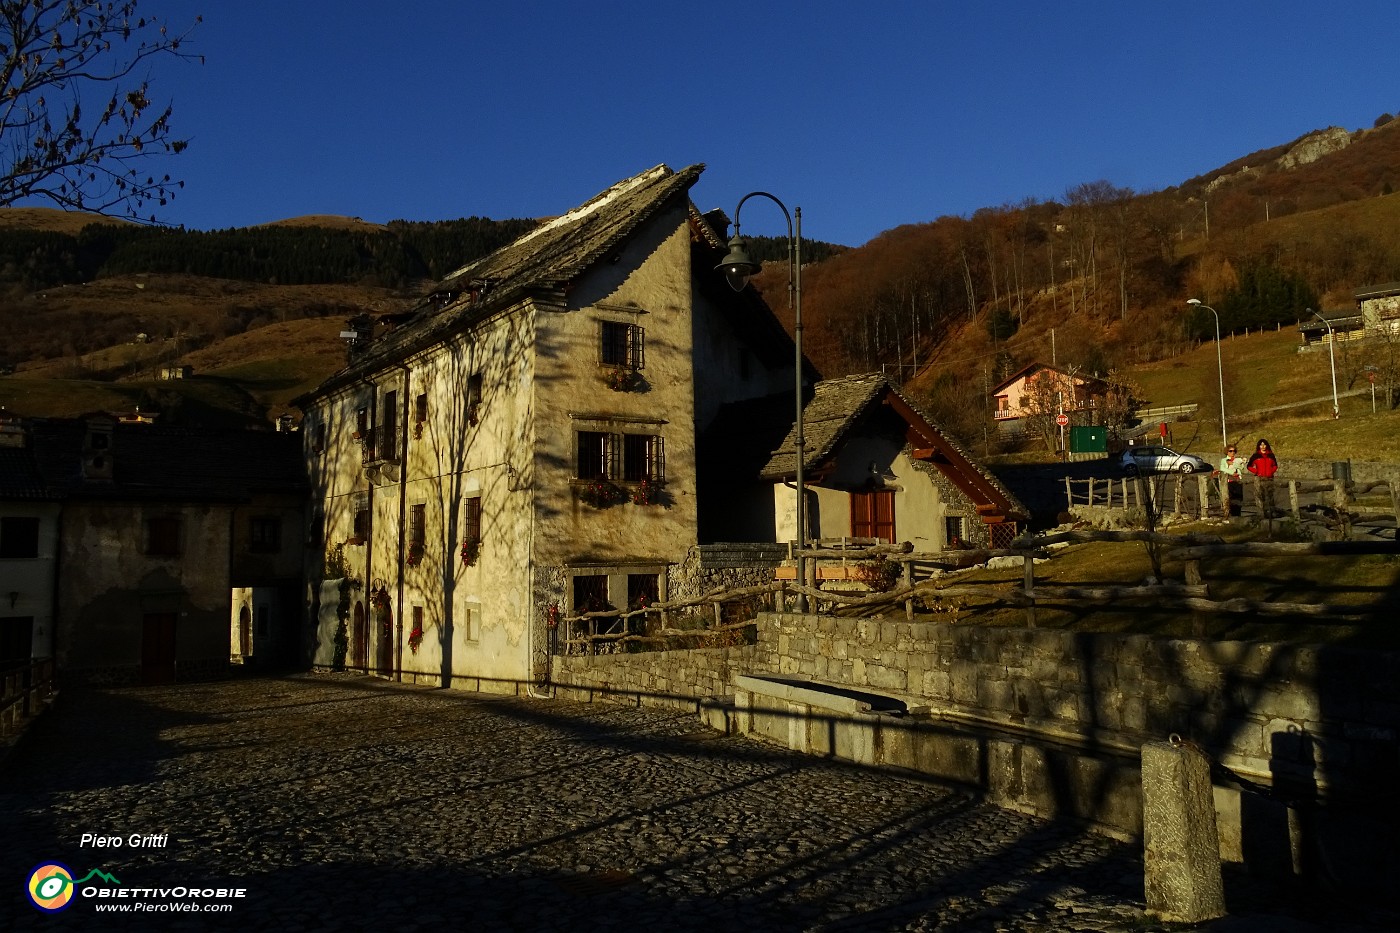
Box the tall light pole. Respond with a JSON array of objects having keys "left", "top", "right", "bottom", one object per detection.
[
  {"left": 1186, "top": 299, "right": 1228, "bottom": 451},
  {"left": 1309, "top": 309, "right": 1340, "bottom": 418},
  {"left": 718, "top": 193, "right": 805, "bottom": 607}
]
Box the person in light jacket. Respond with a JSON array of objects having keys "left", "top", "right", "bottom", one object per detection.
[
  {"left": 1217, "top": 445, "right": 1245, "bottom": 517},
  {"left": 1246, "top": 438, "right": 1279, "bottom": 517}
]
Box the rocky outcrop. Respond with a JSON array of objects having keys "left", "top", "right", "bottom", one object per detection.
[{"left": 1277, "top": 126, "right": 1352, "bottom": 170}]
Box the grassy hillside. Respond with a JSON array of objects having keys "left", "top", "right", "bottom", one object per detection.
[{"left": 1122, "top": 326, "right": 1400, "bottom": 460}]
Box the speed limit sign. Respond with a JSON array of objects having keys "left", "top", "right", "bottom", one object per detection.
[{"left": 1055, "top": 413, "right": 1069, "bottom": 426}]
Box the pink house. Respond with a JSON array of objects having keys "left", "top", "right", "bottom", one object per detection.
[{"left": 990, "top": 363, "right": 1108, "bottom": 426}]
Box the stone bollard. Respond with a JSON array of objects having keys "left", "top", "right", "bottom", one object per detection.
[{"left": 1141, "top": 736, "right": 1226, "bottom": 924}]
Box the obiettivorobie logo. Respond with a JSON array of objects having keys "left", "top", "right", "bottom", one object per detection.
[{"left": 26, "top": 863, "right": 121, "bottom": 913}]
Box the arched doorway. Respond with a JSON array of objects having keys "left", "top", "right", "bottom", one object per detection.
[
  {"left": 238, "top": 605, "right": 252, "bottom": 659},
  {"left": 352, "top": 601, "right": 367, "bottom": 670}
]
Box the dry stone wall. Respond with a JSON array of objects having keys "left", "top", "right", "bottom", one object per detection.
[{"left": 557, "top": 611, "right": 1396, "bottom": 801}]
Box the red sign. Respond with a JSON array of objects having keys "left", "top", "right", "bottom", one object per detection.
[{"left": 1055, "top": 413, "right": 1069, "bottom": 426}]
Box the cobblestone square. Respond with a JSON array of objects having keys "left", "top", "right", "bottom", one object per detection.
[{"left": 0, "top": 675, "right": 1381, "bottom": 931}]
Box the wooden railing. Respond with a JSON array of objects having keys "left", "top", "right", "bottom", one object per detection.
[
  {"left": 1066, "top": 473, "right": 1399, "bottom": 531},
  {"left": 1, "top": 658, "right": 55, "bottom": 736},
  {"left": 556, "top": 528, "right": 1400, "bottom": 653}
]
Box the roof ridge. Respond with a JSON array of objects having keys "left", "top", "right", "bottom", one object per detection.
[{"left": 439, "top": 164, "right": 676, "bottom": 285}]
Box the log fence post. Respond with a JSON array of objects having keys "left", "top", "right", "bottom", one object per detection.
[
  {"left": 903, "top": 559, "right": 915, "bottom": 621},
  {"left": 1023, "top": 553, "right": 1036, "bottom": 628}
]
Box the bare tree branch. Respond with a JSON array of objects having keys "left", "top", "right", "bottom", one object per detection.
[{"left": 0, "top": 0, "right": 201, "bottom": 221}]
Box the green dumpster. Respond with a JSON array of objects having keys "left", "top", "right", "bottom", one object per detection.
[{"left": 1069, "top": 425, "right": 1106, "bottom": 454}]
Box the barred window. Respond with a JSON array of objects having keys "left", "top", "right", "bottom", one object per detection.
[
  {"left": 600, "top": 321, "right": 644, "bottom": 369},
  {"left": 575, "top": 432, "right": 664, "bottom": 483},
  {"left": 463, "top": 496, "right": 482, "bottom": 548}
]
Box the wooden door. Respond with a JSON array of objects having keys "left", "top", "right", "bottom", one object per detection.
[
  {"left": 141, "top": 613, "right": 178, "bottom": 685},
  {"left": 0, "top": 617, "right": 33, "bottom": 671},
  {"left": 377, "top": 600, "right": 393, "bottom": 675},
  {"left": 850, "top": 489, "right": 896, "bottom": 543},
  {"left": 352, "top": 602, "right": 367, "bottom": 669}
]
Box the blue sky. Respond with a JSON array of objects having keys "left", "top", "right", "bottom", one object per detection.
[{"left": 109, "top": 1, "right": 1400, "bottom": 246}]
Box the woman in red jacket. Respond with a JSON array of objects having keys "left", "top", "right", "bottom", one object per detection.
[{"left": 1246, "top": 438, "right": 1279, "bottom": 517}]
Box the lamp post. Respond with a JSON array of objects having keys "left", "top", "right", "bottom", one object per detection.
[
  {"left": 717, "top": 192, "right": 804, "bottom": 607},
  {"left": 1186, "top": 299, "right": 1228, "bottom": 451},
  {"left": 1309, "top": 309, "right": 1340, "bottom": 418}
]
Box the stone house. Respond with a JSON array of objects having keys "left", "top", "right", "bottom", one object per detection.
[
  {"left": 295, "top": 164, "right": 800, "bottom": 690},
  {"left": 1354, "top": 281, "right": 1400, "bottom": 335},
  {"left": 700, "top": 373, "right": 1027, "bottom": 552},
  {"left": 0, "top": 415, "right": 306, "bottom": 683},
  {"left": 0, "top": 414, "right": 60, "bottom": 671}
]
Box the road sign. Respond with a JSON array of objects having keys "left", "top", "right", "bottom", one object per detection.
[{"left": 1055, "top": 413, "right": 1069, "bottom": 426}]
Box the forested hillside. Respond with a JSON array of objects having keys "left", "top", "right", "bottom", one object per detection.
[
  {"left": 9, "top": 113, "right": 1400, "bottom": 435},
  {"left": 736, "top": 117, "right": 1400, "bottom": 444},
  {"left": 0, "top": 216, "right": 542, "bottom": 292}
]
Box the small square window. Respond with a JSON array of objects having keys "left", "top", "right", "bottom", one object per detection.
[
  {"left": 0, "top": 517, "right": 40, "bottom": 559},
  {"left": 146, "top": 516, "right": 182, "bottom": 557},
  {"left": 250, "top": 517, "right": 282, "bottom": 553}
]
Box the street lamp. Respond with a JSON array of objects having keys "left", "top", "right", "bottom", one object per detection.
[
  {"left": 718, "top": 192, "right": 805, "bottom": 607},
  {"left": 1186, "top": 299, "right": 1228, "bottom": 451},
  {"left": 1309, "top": 309, "right": 1340, "bottom": 418}
]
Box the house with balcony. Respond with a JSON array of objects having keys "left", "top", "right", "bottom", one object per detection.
[
  {"left": 295, "top": 164, "right": 799, "bottom": 690},
  {"left": 990, "top": 362, "right": 1108, "bottom": 435}
]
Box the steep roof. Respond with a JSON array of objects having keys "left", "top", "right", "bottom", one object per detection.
[
  {"left": 757, "top": 373, "right": 1026, "bottom": 519},
  {"left": 301, "top": 164, "right": 706, "bottom": 402},
  {"left": 11, "top": 420, "right": 306, "bottom": 503},
  {"left": 0, "top": 445, "right": 54, "bottom": 500},
  {"left": 989, "top": 361, "right": 1109, "bottom": 397}
]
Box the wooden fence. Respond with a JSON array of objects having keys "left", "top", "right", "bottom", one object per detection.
[
  {"left": 1, "top": 658, "right": 55, "bottom": 737},
  {"left": 556, "top": 529, "right": 1400, "bottom": 653},
  {"left": 1066, "top": 473, "right": 1400, "bottom": 531}
]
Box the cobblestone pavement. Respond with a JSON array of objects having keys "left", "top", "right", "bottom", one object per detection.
[{"left": 1, "top": 674, "right": 1392, "bottom": 931}]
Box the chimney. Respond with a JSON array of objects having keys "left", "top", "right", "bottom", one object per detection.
[{"left": 82, "top": 415, "right": 116, "bottom": 482}]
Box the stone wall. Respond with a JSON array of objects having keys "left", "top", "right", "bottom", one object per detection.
[
  {"left": 757, "top": 613, "right": 1396, "bottom": 796},
  {"left": 1282, "top": 457, "right": 1398, "bottom": 485},
  {"left": 553, "top": 611, "right": 1398, "bottom": 875},
  {"left": 553, "top": 612, "right": 1397, "bottom": 797},
  {"left": 552, "top": 643, "right": 758, "bottom": 710}
]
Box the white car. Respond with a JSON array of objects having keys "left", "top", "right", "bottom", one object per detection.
[{"left": 1119, "top": 445, "right": 1212, "bottom": 476}]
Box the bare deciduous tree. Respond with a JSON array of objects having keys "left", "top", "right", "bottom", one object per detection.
[{"left": 0, "top": 1, "right": 201, "bottom": 220}]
